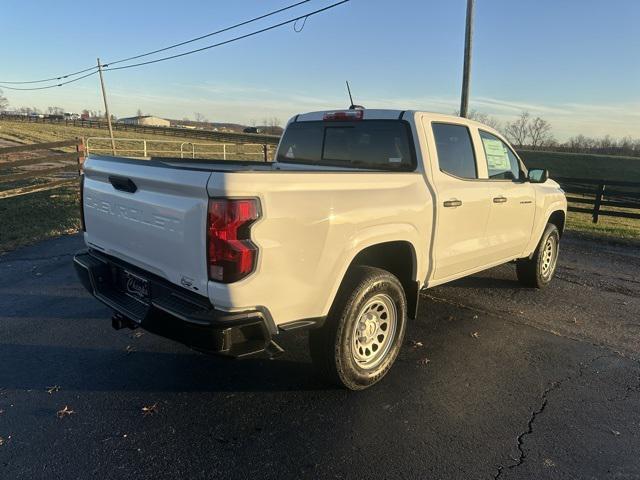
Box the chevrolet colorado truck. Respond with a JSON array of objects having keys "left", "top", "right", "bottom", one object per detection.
[{"left": 74, "top": 109, "right": 567, "bottom": 390}]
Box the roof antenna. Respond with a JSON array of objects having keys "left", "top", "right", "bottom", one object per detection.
[{"left": 346, "top": 81, "right": 364, "bottom": 110}]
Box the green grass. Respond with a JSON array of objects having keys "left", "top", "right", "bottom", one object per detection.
[
  {"left": 518, "top": 150, "right": 640, "bottom": 242},
  {"left": 565, "top": 210, "right": 640, "bottom": 243},
  {"left": 0, "top": 185, "right": 80, "bottom": 254},
  {"left": 519, "top": 150, "right": 640, "bottom": 183}
]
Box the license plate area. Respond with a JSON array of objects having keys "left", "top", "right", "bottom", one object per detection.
[{"left": 118, "top": 269, "right": 150, "bottom": 305}]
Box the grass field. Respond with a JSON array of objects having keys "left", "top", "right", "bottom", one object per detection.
[
  {"left": 0, "top": 119, "right": 638, "bottom": 252},
  {"left": 0, "top": 120, "right": 271, "bottom": 160},
  {"left": 519, "top": 150, "right": 640, "bottom": 183},
  {"left": 0, "top": 186, "right": 79, "bottom": 253}
]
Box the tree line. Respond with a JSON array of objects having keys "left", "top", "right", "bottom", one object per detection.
[{"left": 461, "top": 110, "right": 640, "bottom": 158}]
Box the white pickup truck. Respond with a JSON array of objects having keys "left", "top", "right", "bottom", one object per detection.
[{"left": 74, "top": 109, "right": 566, "bottom": 390}]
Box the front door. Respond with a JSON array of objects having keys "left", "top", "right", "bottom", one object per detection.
[{"left": 478, "top": 130, "right": 536, "bottom": 262}]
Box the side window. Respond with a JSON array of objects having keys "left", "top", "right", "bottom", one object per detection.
[
  {"left": 432, "top": 123, "right": 477, "bottom": 179},
  {"left": 479, "top": 131, "right": 522, "bottom": 180}
]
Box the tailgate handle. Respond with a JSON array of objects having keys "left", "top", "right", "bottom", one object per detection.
[{"left": 109, "top": 176, "right": 137, "bottom": 193}]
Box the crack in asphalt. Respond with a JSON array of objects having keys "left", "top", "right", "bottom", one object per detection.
[{"left": 492, "top": 354, "right": 611, "bottom": 480}]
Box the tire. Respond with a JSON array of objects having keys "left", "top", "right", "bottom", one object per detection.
[
  {"left": 309, "top": 266, "right": 407, "bottom": 390},
  {"left": 516, "top": 223, "right": 560, "bottom": 288}
]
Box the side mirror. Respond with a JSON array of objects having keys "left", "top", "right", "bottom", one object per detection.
[{"left": 528, "top": 168, "right": 549, "bottom": 183}]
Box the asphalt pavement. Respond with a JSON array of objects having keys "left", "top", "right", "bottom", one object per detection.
[{"left": 1, "top": 233, "right": 639, "bottom": 479}]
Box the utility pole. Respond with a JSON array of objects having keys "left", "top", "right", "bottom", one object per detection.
[
  {"left": 459, "top": 0, "right": 475, "bottom": 118},
  {"left": 97, "top": 58, "right": 116, "bottom": 155}
]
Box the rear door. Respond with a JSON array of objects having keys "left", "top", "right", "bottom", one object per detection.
[
  {"left": 82, "top": 157, "right": 212, "bottom": 296},
  {"left": 478, "top": 131, "right": 535, "bottom": 261},
  {"left": 429, "top": 122, "right": 493, "bottom": 281}
]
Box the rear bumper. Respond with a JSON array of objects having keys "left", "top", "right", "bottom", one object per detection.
[{"left": 73, "top": 250, "right": 275, "bottom": 357}]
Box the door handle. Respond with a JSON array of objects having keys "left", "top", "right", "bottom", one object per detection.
[
  {"left": 443, "top": 199, "right": 462, "bottom": 208},
  {"left": 493, "top": 196, "right": 507, "bottom": 204}
]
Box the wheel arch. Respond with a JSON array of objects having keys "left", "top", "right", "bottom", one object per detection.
[
  {"left": 336, "top": 240, "right": 420, "bottom": 320},
  {"left": 547, "top": 209, "right": 566, "bottom": 237}
]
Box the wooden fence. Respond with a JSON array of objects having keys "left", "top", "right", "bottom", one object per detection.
[
  {"left": 0, "top": 139, "right": 85, "bottom": 200},
  {"left": 556, "top": 177, "right": 640, "bottom": 223},
  {"left": 0, "top": 114, "right": 281, "bottom": 146}
]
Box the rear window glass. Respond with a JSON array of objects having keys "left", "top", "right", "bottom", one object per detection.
[{"left": 277, "top": 120, "right": 415, "bottom": 171}]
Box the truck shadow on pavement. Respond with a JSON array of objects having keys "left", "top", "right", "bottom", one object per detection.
[{"left": 0, "top": 340, "right": 333, "bottom": 393}]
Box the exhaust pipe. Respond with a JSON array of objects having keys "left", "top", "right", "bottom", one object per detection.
[{"left": 112, "top": 313, "right": 137, "bottom": 330}]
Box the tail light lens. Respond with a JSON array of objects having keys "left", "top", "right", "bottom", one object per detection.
[{"left": 207, "top": 198, "right": 260, "bottom": 283}]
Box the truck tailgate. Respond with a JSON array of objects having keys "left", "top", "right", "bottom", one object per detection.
[{"left": 82, "top": 157, "right": 211, "bottom": 296}]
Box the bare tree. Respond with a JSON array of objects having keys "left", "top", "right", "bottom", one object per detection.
[
  {"left": 0, "top": 89, "right": 8, "bottom": 111},
  {"left": 527, "top": 116, "right": 553, "bottom": 150},
  {"left": 453, "top": 109, "right": 501, "bottom": 131},
  {"left": 194, "top": 112, "right": 207, "bottom": 123},
  {"left": 46, "top": 106, "right": 65, "bottom": 115},
  {"left": 136, "top": 108, "right": 144, "bottom": 117},
  {"left": 266, "top": 117, "right": 282, "bottom": 134},
  {"left": 504, "top": 111, "right": 531, "bottom": 148},
  {"left": 22, "top": 106, "right": 41, "bottom": 115}
]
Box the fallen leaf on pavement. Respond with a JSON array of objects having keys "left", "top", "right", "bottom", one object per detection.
[
  {"left": 46, "top": 385, "right": 60, "bottom": 394},
  {"left": 125, "top": 345, "right": 136, "bottom": 354},
  {"left": 472, "top": 314, "right": 478, "bottom": 320},
  {"left": 57, "top": 406, "right": 75, "bottom": 418},
  {"left": 131, "top": 331, "right": 144, "bottom": 339},
  {"left": 471, "top": 331, "right": 480, "bottom": 338},
  {"left": 417, "top": 357, "right": 431, "bottom": 365},
  {"left": 409, "top": 340, "right": 424, "bottom": 348},
  {"left": 142, "top": 403, "right": 159, "bottom": 416},
  {"left": 611, "top": 430, "right": 621, "bottom": 436}
]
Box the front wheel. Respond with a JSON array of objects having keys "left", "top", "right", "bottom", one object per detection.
[
  {"left": 309, "top": 266, "right": 407, "bottom": 390},
  {"left": 516, "top": 223, "right": 560, "bottom": 288}
]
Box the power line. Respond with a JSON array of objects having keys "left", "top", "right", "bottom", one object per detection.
[
  {"left": 104, "top": 0, "right": 349, "bottom": 72},
  {"left": 0, "top": 71, "right": 99, "bottom": 91},
  {"left": 0, "top": 0, "right": 349, "bottom": 91},
  {"left": 105, "top": 0, "right": 312, "bottom": 67},
  {"left": 0, "top": 0, "right": 313, "bottom": 85},
  {"left": 0, "top": 65, "right": 98, "bottom": 85}
]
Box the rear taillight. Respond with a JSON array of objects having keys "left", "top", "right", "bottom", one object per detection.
[
  {"left": 207, "top": 198, "right": 260, "bottom": 283},
  {"left": 79, "top": 174, "right": 86, "bottom": 231},
  {"left": 323, "top": 110, "right": 364, "bottom": 121}
]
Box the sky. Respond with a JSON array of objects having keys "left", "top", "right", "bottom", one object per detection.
[{"left": 1, "top": 0, "right": 638, "bottom": 140}]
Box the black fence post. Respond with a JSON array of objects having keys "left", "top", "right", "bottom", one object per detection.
[
  {"left": 593, "top": 182, "right": 605, "bottom": 223},
  {"left": 263, "top": 144, "right": 268, "bottom": 162}
]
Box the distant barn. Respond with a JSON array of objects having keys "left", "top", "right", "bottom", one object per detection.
[{"left": 118, "top": 115, "right": 170, "bottom": 127}]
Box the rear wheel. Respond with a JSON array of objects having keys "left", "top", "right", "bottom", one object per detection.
[
  {"left": 516, "top": 223, "right": 560, "bottom": 288},
  {"left": 309, "top": 266, "right": 407, "bottom": 390}
]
